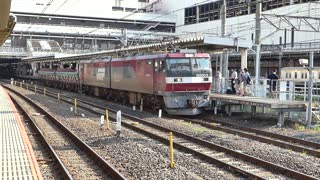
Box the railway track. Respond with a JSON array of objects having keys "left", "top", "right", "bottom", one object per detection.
[
  {"left": 8, "top": 82, "right": 317, "bottom": 179},
  {"left": 4, "top": 85, "right": 126, "bottom": 180},
  {"left": 176, "top": 116, "right": 320, "bottom": 157},
  {"left": 10, "top": 94, "right": 73, "bottom": 179},
  {"left": 13, "top": 80, "right": 320, "bottom": 158}
]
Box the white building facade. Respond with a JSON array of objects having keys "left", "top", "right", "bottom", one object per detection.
[{"left": 160, "top": 0, "right": 320, "bottom": 45}]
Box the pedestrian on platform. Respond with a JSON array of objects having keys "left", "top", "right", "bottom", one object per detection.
[
  {"left": 230, "top": 69, "right": 237, "bottom": 94},
  {"left": 237, "top": 69, "right": 243, "bottom": 96},
  {"left": 268, "top": 69, "right": 279, "bottom": 93},
  {"left": 242, "top": 68, "right": 251, "bottom": 96},
  {"left": 268, "top": 69, "right": 279, "bottom": 98}
]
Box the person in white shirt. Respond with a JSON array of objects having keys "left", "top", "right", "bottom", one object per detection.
[
  {"left": 237, "top": 69, "right": 243, "bottom": 96},
  {"left": 231, "top": 69, "right": 238, "bottom": 94}
]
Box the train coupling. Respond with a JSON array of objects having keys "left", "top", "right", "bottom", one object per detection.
[{"left": 187, "top": 99, "right": 200, "bottom": 108}]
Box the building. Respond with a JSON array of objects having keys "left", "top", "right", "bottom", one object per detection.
[
  {"left": 1, "top": 0, "right": 176, "bottom": 58},
  {"left": 159, "top": 0, "right": 320, "bottom": 76}
]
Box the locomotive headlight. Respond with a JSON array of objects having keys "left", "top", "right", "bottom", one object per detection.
[
  {"left": 203, "top": 95, "right": 208, "bottom": 99},
  {"left": 174, "top": 78, "right": 182, "bottom": 82}
]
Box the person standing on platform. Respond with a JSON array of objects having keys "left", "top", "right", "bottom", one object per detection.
[
  {"left": 242, "top": 68, "right": 251, "bottom": 96},
  {"left": 237, "top": 69, "right": 243, "bottom": 96},
  {"left": 230, "top": 69, "right": 237, "bottom": 94},
  {"left": 268, "top": 69, "right": 279, "bottom": 92}
]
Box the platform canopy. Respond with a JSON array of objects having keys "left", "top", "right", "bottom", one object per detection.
[{"left": 18, "top": 35, "right": 252, "bottom": 64}]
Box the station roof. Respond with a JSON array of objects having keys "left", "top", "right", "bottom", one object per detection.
[
  {"left": 14, "top": 23, "right": 175, "bottom": 40},
  {"left": 21, "top": 35, "right": 252, "bottom": 63}
]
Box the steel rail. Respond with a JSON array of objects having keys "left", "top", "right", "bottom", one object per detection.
[
  {"left": 3, "top": 85, "right": 126, "bottom": 180},
  {"left": 28, "top": 85, "right": 317, "bottom": 180},
  {"left": 23, "top": 82, "right": 320, "bottom": 156},
  {"left": 202, "top": 118, "right": 320, "bottom": 149},
  {"left": 38, "top": 89, "right": 266, "bottom": 179},
  {"left": 177, "top": 116, "right": 320, "bottom": 158},
  {"left": 9, "top": 95, "right": 74, "bottom": 180}
]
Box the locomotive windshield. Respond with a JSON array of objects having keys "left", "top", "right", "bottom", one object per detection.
[
  {"left": 166, "top": 58, "right": 191, "bottom": 71},
  {"left": 191, "top": 58, "right": 211, "bottom": 70},
  {"left": 166, "top": 58, "right": 211, "bottom": 77}
]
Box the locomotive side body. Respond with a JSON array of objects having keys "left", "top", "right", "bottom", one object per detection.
[
  {"left": 110, "top": 54, "right": 167, "bottom": 94},
  {"left": 37, "top": 52, "right": 212, "bottom": 115},
  {"left": 81, "top": 58, "right": 111, "bottom": 88}
]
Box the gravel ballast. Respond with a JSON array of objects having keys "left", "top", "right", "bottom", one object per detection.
[{"left": 8, "top": 85, "right": 237, "bottom": 180}]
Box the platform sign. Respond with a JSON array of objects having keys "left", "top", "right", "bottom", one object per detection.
[
  {"left": 116, "top": 111, "right": 122, "bottom": 132},
  {"left": 279, "top": 81, "right": 287, "bottom": 101}
]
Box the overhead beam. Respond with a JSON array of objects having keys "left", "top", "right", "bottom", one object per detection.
[{"left": 262, "top": 14, "right": 320, "bottom": 32}]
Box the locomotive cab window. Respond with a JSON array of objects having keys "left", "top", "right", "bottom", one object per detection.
[
  {"left": 166, "top": 59, "right": 191, "bottom": 71},
  {"left": 191, "top": 58, "right": 211, "bottom": 70}
]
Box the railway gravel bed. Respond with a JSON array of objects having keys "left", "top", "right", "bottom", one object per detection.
[
  {"left": 8, "top": 82, "right": 320, "bottom": 178},
  {"left": 7, "top": 84, "right": 237, "bottom": 179},
  {"left": 14, "top": 99, "right": 59, "bottom": 179},
  {"left": 205, "top": 114, "right": 320, "bottom": 143},
  {"left": 25, "top": 84, "right": 320, "bottom": 179},
  {"left": 153, "top": 116, "right": 320, "bottom": 178},
  {"left": 27, "top": 82, "right": 320, "bottom": 144},
  {"left": 8, "top": 90, "right": 112, "bottom": 179}
]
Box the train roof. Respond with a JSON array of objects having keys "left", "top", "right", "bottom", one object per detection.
[
  {"left": 80, "top": 53, "right": 210, "bottom": 64},
  {"left": 282, "top": 67, "right": 320, "bottom": 70},
  {"left": 80, "top": 56, "right": 111, "bottom": 64}
]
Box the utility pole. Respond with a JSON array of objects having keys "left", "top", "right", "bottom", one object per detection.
[
  {"left": 221, "top": 0, "right": 226, "bottom": 38},
  {"left": 255, "top": 0, "right": 262, "bottom": 94},
  {"left": 220, "top": 0, "right": 228, "bottom": 92},
  {"left": 307, "top": 51, "right": 314, "bottom": 128},
  {"left": 278, "top": 47, "right": 282, "bottom": 75}
]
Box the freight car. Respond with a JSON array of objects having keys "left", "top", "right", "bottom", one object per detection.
[{"left": 38, "top": 52, "right": 212, "bottom": 115}]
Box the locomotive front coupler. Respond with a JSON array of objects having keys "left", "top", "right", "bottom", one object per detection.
[{"left": 187, "top": 99, "right": 200, "bottom": 108}]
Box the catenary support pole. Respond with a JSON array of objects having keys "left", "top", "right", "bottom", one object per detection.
[
  {"left": 307, "top": 52, "right": 314, "bottom": 128},
  {"left": 254, "top": 1, "right": 262, "bottom": 95},
  {"left": 240, "top": 48, "right": 248, "bottom": 70}
]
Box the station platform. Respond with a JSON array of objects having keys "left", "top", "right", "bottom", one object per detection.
[
  {"left": 0, "top": 85, "right": 42, "bottom": 179},
  {"left": 210, "top": 93, "right": 306, "bottom": 110},
  {"left": 210, "top": 93, "right": 307, "bottom": 127}
]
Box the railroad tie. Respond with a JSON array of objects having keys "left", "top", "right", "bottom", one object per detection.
[
  {"left": 212, "top": 152, "right": 225, "bottom": 157},
  {"left": 217, "top": 158, "right": 231, "bottom": 162}
]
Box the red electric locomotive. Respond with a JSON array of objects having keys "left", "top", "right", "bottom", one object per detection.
[{"left": 80, "top": 51, "right": 212, "bottom": 115}]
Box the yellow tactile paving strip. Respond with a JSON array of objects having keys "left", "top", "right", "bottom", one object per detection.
[{"left": 0, "top": 86, "right": 42, "bottom": 180}]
